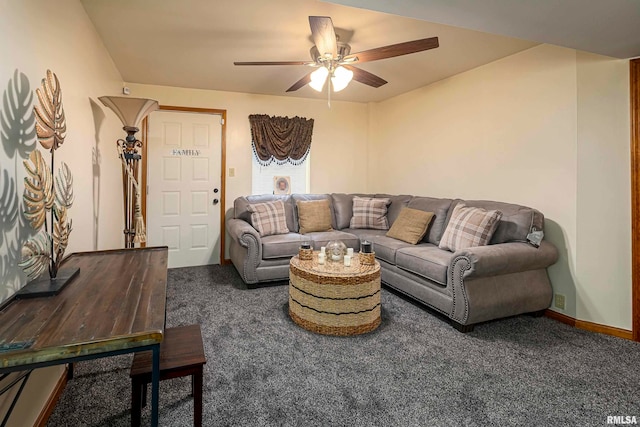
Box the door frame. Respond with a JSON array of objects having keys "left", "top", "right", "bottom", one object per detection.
[
  {"left": 630, "top": 59, "right": 639, "bottom": 341},
  {"left": 141, "top": 105, "right": 228, "bottom": 265}
]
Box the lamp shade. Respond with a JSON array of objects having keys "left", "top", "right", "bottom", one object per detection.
[
  {"left": 309, "top": 67, "right": 329, "bottom": 92},
  {"left": 331, "top": 66, "right": 353, "bottom": 92},
  {"left": 98, "top": 96, "right": 159, "bottom": 129}
]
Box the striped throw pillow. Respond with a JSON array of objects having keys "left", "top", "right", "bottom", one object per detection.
[
  {"left": 247, "top": 200, "right": 290, "bottom": 237},
  {"left": 439, "top": 204, "right": 502, "bottom": 252},
  {"left": 349, "top": 197, "right": 390, "bottom": 230}
]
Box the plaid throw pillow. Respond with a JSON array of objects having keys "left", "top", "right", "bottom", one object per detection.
[
  {"left": 350, "top": 197, "right": 390, "bottom": 230},
  {"left": 247, "top": 200, "right": 289, "bottom": 237},
  {"left": 439, "top": 204, "right": 503, "bottom": 252}
]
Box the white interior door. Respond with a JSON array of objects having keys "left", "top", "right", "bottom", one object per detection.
[{"left": 147, "top": 110, "right": 222, "bottom": 268}]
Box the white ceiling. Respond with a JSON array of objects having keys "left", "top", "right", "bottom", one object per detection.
[
  {"left": 82, "top": 0, "right": 639, "bottom": 103},
  {"left": 80, "top": 0, "right": 538, "bottom": 103},
  {"left": 327, "top": 0, "right": 640, "bottom": 59}
]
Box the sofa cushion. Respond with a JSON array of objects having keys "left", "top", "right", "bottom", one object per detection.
[
  {"left": 305, "top": 230, "right": 360, "bottom": 250},
  {"left": 370, "top": 235, "right": 415, "bottom": 265},
  {"left": 457, "top": 200, "right": 544, "bottom": 244},
  {"left": 386, "top": 207, "right": 435, "bottom": 245},
  {"left": 350, "top": 196, "right": 390, "bottom": 230},
  {"left": 331, "top": 193, "right": 372, "bottom": 229},
  {"left": 375, "top": 194, "right": 412, "bottom": 226},
  {"left": 292, "top": 194, "right": 336, "bottom": 231},
  {"left": 262, "top": 233, "right": 303, "bottom": 259},
  {"left": 341, "top": 228, "right": 388, "bottom": 242},
  {"left": 235, "top": 195, "right": 296, "bottom": 232},
  {"left": 407, "top": 197, "right": 453, "bottom": 246},
  {"left": 247, "top": 200, "right": 290, "bottom": 237},
  {"left": 396, "top": 244, "right": 454, "bottom": 285},
  {"left": 439, "top": 204, "right": 503, "bottom": 252},
  {"left": 297, "top": 199, "right": 333, "bottom": 234}
]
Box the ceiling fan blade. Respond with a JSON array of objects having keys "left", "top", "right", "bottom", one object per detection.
[
  {"left": 344, "top": 37, "right": 439, "bottom": 63},
  {"left": 309, "top": 16, "right": 337, "bottom": 59},
  {"left": 234, "top": 61, "right": 311, "bottom": 66},
  {"left": 343, "top": 65, "right": 387, "bottom": 88},
  {"left": 286, "top": 72, "right": 313, "bottom": 92}
]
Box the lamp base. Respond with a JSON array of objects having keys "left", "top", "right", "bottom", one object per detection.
[{"left": 15, "top": 267, "right": 80, "bottom": 299}]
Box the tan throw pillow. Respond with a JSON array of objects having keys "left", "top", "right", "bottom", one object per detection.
[
  {"left": 350, "top": 196, "right": 390, "bottom": 230},
  {"left": 439, "top": 204, "right": 503, "bottom": 252},
  {"left": 386, "top": 208, "right": 435, "bottom": 245},
  {"left": 297, "top": 199, "right": 333, "bottom": 234},
  {"left": 247, "top": 200, "right": 289, "bottom": 237}
]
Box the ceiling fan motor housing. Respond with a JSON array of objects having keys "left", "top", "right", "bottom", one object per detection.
[{"left": 310, "top": 42, "right": 351, "bottom": 64}]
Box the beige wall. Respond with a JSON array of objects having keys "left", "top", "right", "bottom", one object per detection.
[
  {"left": 0, "top": 0, "right": 125, "bottom": 300},
  {"left": 125, "top": 83, "right": 370, "bottom": 259},
  {"left": 368, "top": 44, "right": 631, "bottom": 330},
  {"left": 576, "top": 51, "right": 631, "bottom": 328},
  {"left": 0, "top": 0, "right": 124, "bottom": 424}
]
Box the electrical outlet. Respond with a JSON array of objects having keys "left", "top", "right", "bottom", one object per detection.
[
  {"left": 554, "top": 293, "right": 566, "bottom": 310},
  {"left": 228, "top": 167, "right": 235, "bottom": 177}
]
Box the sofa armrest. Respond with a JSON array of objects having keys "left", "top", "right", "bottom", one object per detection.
[
  {"left": 226, "top": 218, "right": 262, "bottom": 260},
  {"left": 448, "top": 240, "right": 558, "bottom": 325},
  {"left": 452, "top": 240, "right": 559, "bottom": 279}
]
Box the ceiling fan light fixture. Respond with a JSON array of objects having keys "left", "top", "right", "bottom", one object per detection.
[
  {"left": 331, "top": 66, "right": 353, "bottom": 92},
  {"left": 309, "top": 66, "right": 329, "bottom": 92}
]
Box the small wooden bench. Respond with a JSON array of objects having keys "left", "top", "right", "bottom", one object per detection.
[{"left": 130, "top": 324, "right": 206, "bottom": 427}]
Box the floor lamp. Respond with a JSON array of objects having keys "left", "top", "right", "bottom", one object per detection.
[{"left": 99, "top": 96, "right": 159, "bottom": 248}]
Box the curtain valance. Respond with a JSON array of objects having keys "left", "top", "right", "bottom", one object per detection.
[{"left": 249, "top": 114, "right": 314, "bottom": 166}]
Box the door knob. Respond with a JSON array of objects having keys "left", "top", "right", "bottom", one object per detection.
[{"left": 212, "top": 198, "right": 219, "bottom": 205}]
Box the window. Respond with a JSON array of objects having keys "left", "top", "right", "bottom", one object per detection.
[
  {"left": 251, "top": 154, "right": 310, "bottom": 195},
  {"left": 247, "top": 114, "right": 313, "bottom": 195}
]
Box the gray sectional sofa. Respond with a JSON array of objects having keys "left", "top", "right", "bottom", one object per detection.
[{"left": 226, "top": 193, "right": 559, "bottom": 331}]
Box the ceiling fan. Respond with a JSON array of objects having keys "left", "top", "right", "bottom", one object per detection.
[{"left": 234, "top": 16, "right": 439, "bottom": 94}]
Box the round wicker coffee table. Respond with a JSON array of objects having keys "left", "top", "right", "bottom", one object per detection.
[{"left": 288, "top": 252, "right": 381, "bottom": 336}]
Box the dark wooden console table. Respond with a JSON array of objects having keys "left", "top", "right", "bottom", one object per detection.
[{"left": 0, "top": 247, "right": 168, "bottom": 426}]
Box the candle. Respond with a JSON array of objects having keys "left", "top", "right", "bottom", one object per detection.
[
  {"left": 318, "top": 252, "right": 325, "bottom": 264},
  {"left": 320, "top": 246, "right": 326, "bottom": 254},
  {"left": 347, "top": 248, "right": 354, "bottom": 257},
  {"left": 301, "top": 242, "right": 311, "bottom": 250},
  {"left": 343, "top": 255, "right": 351, "bottom": 267},
  {"left": 361, "top": 241, "right": 372, "bottom": 253}
]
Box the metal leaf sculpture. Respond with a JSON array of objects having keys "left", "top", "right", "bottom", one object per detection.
[
  {"left": 1, "top": 69, "right": 36, "bottom": 160},
  {"left": 18, "top": 230, "right": 51, "bottom": 280},
  {"left": 23, "top": 149, "right": 53, "bottom": 230},
  {"left": 52, "top": 205, "right": 71, "bottom": 267},
  {"left": 19, "top": 69, "right": 74, "bottom": 282},
  {"left": 55, "top": 162, "right": 73, "bottom": 209},
  {"left": 34, "top": 70, "right": 66, "bottom": 151}
]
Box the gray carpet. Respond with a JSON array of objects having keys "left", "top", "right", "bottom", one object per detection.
[{"left": 47, "top": 265, "right": 640, "bottom": 427}]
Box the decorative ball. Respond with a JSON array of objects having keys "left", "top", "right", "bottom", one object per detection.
[{"left": 326, "top": 240, "right": 347, "bottom": 262}]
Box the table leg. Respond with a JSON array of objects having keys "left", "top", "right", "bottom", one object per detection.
[
  {"left": 150, "top": 345, "right": 160, "bottom": 427},
  {"left": 194, "top": 368, "right": 203, "bottom": 427},
  {"left": 131, "top": 378, "right": 143, "bottom": 427}
]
